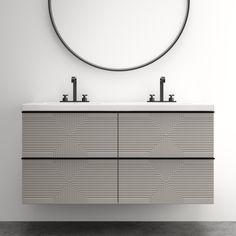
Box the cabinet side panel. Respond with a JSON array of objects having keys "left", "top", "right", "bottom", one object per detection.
[
  {"left": 119, "top": 113, "right": 213, "bottom": 158},
  {"left": 119, "top": 160, "right": 213, "bottom": 204},
  {"left": 23, "top": 113, "right": 117, "bottom": 158},
  {"left": 23, "top": 160, "right": 117, "bottom": 204}
]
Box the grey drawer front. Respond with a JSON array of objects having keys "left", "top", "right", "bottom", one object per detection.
[
  {"left": 119, "top": 113, "right": 213, "bottom": 158},
  {"left": 23, "top": 159, "right": 117, "bottom": 204},
  {"left": 119, "top": 159, "right": 213, "bottom": 204},
  {"left": 23, "top": 113, "right": 117, "bottom": 158}
]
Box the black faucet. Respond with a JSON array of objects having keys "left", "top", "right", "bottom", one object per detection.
[
  {"left": 71, "top": 77, "right": 77, "bottom": 102},
  {"left": 60, "top": 77, "right": 90, "bottom": 102},
  {"left": 147, "top": 76, "right": 176, "bottom": 103},
  {"left": 160, "top": 76, "right": 165, "bottom": 102}
]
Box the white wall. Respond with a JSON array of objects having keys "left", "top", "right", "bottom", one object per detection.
[{"left": 0, "top": 0, "right": 236, "bottom": 221}]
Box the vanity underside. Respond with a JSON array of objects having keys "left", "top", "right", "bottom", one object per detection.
[{"left": 22, "top": 112, "right": 214, "bottom": 204}]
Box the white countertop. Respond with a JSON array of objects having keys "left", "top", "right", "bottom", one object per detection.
[{"left": 22, "top": 102, "right": 214, "bottom": 112}]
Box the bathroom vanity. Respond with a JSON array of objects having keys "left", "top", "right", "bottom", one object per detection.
[{"left": 22, "top": 103, "right": 214, "bottom": 204}]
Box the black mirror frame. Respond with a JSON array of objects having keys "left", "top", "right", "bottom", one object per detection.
[{"left": 48, "top": 0, "right": 190, "bottom": 72}]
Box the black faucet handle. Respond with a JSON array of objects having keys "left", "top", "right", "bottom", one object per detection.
[
  {"left": 62, "top": 94, "right": 69, "bottom": 102},
  {"left": 169, "top": 94, "right": 175, "bottom": 102},
  {"left": 148, "top": 94, "right": 156, "bottom": 102},
  {"left": 82, "top": 94, "right": 89, "bottom": 102}
]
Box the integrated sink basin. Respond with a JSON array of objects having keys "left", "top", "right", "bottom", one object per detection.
[{"left": 22, "top": 102, "right": 214, "bottom": 112}]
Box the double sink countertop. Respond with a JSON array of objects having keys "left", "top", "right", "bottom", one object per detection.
[{"left": 22, "top": 102, "right": 214, "bottom": 112}]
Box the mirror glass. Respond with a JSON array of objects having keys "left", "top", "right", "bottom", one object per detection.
[{"left": 49, "top": 0, "right": 189, "bottom": 71}]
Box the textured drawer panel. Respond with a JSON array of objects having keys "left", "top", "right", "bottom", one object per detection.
[
  {"left": 119, "top": 113, "right": 213, "bottom": 158},
  {"left": 23, "top": 159, "right": 117, "bottom": 204},
  {"left": 119, "top": 160, "right": 213, "bottom": 204},
  {"left": 23, "top": 113, "right": 117, "bottom": 158}
]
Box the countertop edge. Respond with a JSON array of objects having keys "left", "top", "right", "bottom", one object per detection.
[{"left": 22, "top": 104, "right": 214, "bottom": 112}]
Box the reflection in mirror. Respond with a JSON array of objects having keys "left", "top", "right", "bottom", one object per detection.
[{"left": 49, "top": 0, "right": 190, "bottom": 71}]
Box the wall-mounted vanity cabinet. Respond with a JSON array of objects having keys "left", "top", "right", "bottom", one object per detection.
[{"left": 22, "top": 103, "right": 214, "bottom": 204}]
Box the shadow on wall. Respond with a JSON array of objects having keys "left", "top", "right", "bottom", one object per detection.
[{"left": 24, "top": 204, "right": 210, "bottom": 221}]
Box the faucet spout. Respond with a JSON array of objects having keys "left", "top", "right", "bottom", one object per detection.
[
  {"left": 71, "top": 77, "right": 77, "bottom": 102},
  {"left": 160, "top": 76, "right": 165, "bottom": 102}
]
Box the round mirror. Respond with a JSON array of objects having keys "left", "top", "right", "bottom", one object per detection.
[{"left": 49, "top": 0, "right": 190, "bottom": 71}]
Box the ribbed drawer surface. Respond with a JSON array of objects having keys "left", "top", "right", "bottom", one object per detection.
[
  {"left": 119, "top": 113, "right": 213, "bottom": 158},
  {"left": 23, "top": 113, "right": 117, "bottom": 158},
  {"left": 23, "top": 159, "right": 117, "bottom": 204},
  {"left": 119, "top": 159, "right": 213, "bottom": 204}
]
